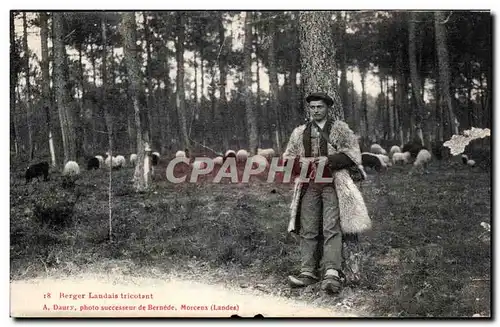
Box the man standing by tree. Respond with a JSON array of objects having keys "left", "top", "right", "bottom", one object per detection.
[{"left": 283, "top": 92, "right": 371, "bottom": 294}]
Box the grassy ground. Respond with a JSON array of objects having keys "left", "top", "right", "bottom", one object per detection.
[{"left": 10, "top": 157, "right": 491, "bottom": 317}]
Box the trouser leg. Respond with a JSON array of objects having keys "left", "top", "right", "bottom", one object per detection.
[
  {"left": 321, "top": 185, "right": 343, "bottom": 272},
  {"left": 299, "top": 185, "right": 322, "bottom": 275}
]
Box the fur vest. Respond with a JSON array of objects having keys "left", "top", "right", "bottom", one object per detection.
[{"left": 283, "top": 120, "right": 372, "bottom": 235}]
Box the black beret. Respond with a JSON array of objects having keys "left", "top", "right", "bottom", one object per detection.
[{"left": 306, "top": 92, "right": 334, "bottom": 107}]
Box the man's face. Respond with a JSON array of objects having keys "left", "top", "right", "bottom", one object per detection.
[{"left": 308, "top": 100, "right": 328, "bottom": 122}]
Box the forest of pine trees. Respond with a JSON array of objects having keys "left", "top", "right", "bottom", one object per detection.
[{"left": 10, "top": 11, "right": 492, "bottom": 168}]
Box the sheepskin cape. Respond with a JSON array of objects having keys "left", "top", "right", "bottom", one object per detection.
[{"left": 284, "top": 120, "right": 372, "bottom": 235}]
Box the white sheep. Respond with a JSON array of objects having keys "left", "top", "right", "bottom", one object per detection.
[
  {"left": 225, "top": 150, "right": 237, "bottom": 158},
  {"left": 115, "top": 155, "right": 126, "bottom": 167},
  {"left": 392, "top": 152, "right": 408, "bottom": 165},
  {"left": 105, "top": 154, "right": 121, "bottom": 169},
  {"left": 257, "top": 148, "right": 276, "bottom": 160},
  {"left": 175, "top": 150, "right": 186, "bottom": 158},
  {"left": 95, "top": 155, "right": 104, "bottom": 167},
  {"left": 389, "top": 145, "right": 402, "bottom": 158},
  {"left": 213, "top": 156, "right": 224, "bottom": 165},
  {"left": 376, "top": 154, "right": 392, "bottom": 167},
  {"left": 467, "top": 159, "right": 476, "bottom": 167},
  {"left": 236, "top": 149, "right": 249, "bottom": 162},
  {"left": 63, "top": 161, "right": 80, "bottom": 176},
  {"left": 105, "top": 155, "right": 112, "bottom": 167},
  {"left": 370, "top": 144, "right": 387, "bottom": 155},
  {"left": 250, "top": 154, "right": 269, "bottom": 170},
  {"left": 413, "top": 149, "right": 432, "bottom": 170},
  {"left": 130, "top": 153, "right": 137, "bottom": 166},
  {"left": 191, "top": 160, "right": 208, "bottom": 170}
]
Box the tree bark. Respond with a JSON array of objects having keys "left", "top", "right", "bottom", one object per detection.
[
  {"left": 395, "top": 48, "right": 405, "bottom": 146},
  {"left": 53, "top": 12, "right": 76, "bottom": 163},
  {"left": 143, "top": 12, "right": 155, "bottom": 149},
  {"left": 349, "top": 69, "right": 359, "bottom": 134},
  {"left": 408, "top": 12, "right": 425, "bottom": 145},
  {"left": 267, "top": 14, "right": 281, "bottom": 152},
  {"left": 289, "top": 49, "right": 299, "bottom": 128},
  {"left": 77, "top": 46, "right": 91, "bottom": 155},
  {"left": 101, "top": 16, "right": 114, "bottom": 159},
  {"left": 22, "top": 12, "right": 34, "bottom": 160},
  {"left": 121, "top": 12, "right": 150, "bottom": 191},
  {"left": 254, "top": 28, "right": 262, "bottom": 147},
  {"left": 40, "top": 12, "right": 57, "bottom": 167},
  {"left": 218, "top": 13, "right": 229, "bottom": 150},
  {"left": 299, "top": 11, "right": 343, "bottom": 121},
  {"left": 360, "top": 68, "right": 368, "bottom": 137},
  {"left": 124, "top": 71, "right": 136, "bottom": 154},
  {"left": 466, "top": 56, "right": 474, "bottom": 129},
  {"left": 434, "top": 11, "right": 460, "bottom": 135},
  {"left": 10, "top": 11, "right": 19, "bottom": 156},
  {"left": 337, "top": 12, "right": 350, "bottom": 126},
  {"left": 243, "top": 12, "right": 258, "bottom": 155},
  {"left": 174, "top": 12, "right": 191, "bottom": 154},
  {"left": 160, "top": 13, "right": 171, "bottom": 153}
]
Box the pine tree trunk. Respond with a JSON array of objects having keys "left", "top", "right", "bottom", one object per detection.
[
  {"left": 101, "top": 16, "right": 114, "bottom": 156},
  {"left": 395, "top": 56, "right": 403, "bottom": 146},
  {"left": 434, "top": 11, "right": 460, "bottom": 135},
  {"left": 209, "top": 65, "right": 217, "bottom": 147},
  {"left": 143, "top": 13, "right": 155, "bottom": 149},
  {"left": 485, "top": 65, "right": 491, "bottom": 129},
  {"left": 160, "top": 14, "right": 171, "bottom": 153},
  {"left": 337, "top": 12, "right": 350, "bottom": 126},
  {"left": 360, "top": 69, "right": 368, "bottom": 137},
  {"left": 479, "top": 71, "right": 485, "bottom": 127},
  {"left": 162, "top": 56, "right": 170, "bottom": 153},
  {"left": 349, "top": 69, "right": 360, "bottom": 134},
  {"left": 53, "top": 12, "right": 76, "bottom": 163},
  {"left": 466, "top": 57, "right": 474, "bottom": 129},
  {"left": 299, "top": 12, "right": 343, "bottom": 121},
  {"left": 408, "top": 12, "right": 425, "bottom": 145},
  {"left": 254, "top": 29, "right": 262, "bottom": 147},
  {"left": 174, "top": 12, "right": 191, "bottom": 154},
  {"left": 121, "top": 12, "right": 150, "bottom": 191},
  {"left": 389, "top": 77, "right": 395, "bottom": 140},
  {"left": 290, "top": 52, "right": 299, "bottom": 128},
  {"left": 243, "top": 12, "right": 258, "bottom": 155},
  {"left": 218, "top": 13, "right": 229, "bottom": 150},
  {"left": 194, "top": 51, "right": 198, "bottom": 105},
  {"left": 22, "top": 12, "right": 34, "bottom": 160},
  {"left": 40, "top": 12, "right": 57, "bottom": 167},
  {"left": 101, "top": 17, "right": 114, "bottom": 162},
  {"left": 267, "top": 15, "right": 281, "bottom": 152},
  {"left": 77, "top": 47, "right": 90, "bottom": 155},
  {"left": 10, "top": 12, "right": 19, "bottom": 156}
]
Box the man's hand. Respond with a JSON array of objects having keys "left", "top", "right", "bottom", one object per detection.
[
  {"left": 299, "top": 157, "right": 316, "bottom": 166},
  {"left": 314, "top": 156, "right": 329, "bottom": 167}
]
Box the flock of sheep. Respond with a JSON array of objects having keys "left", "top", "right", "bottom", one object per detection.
[
  {"left": 361, "top": 140, "right": 476, "bottom": 174},
  {"left": 23, "top": 147, "right": 279, "bottom": 184},
  {"left": 24, "top": 137, "right": 477, "bottom": 184}
]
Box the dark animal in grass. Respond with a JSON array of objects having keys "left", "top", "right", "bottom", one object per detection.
[
  {"left": 361, "top": 153, "right": 387, "bottom": 172},
  {"left": 152, "top": 152, "right": 160, "bottom": 166},
  {"left": 25, "top": 161, "right": 49, "bottom": 183},
  {"left": 402, "top": 141, "right": 427, "bottom": 158},
  {"left": 87, "top": 157, "right": 100, "bottom": 170}
]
